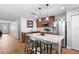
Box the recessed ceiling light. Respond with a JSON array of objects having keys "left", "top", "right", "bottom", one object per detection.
[
  {"left": 60, "top": 7, "right": 64, "bottom": 10},
  {"left": 46, "top": 4, "right": 49, "bottom": 6},
  {"left": 38, "top": 7, "right": 41, "bottom": 10}
]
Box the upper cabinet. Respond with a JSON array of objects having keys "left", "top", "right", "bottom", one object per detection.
[{"left": 36, "top": 16, "right": 55, "bottom": 27}]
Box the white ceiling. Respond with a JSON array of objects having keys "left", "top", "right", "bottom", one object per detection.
[{"left": 0, "top": 4, "right": 79, "bottom": 20}]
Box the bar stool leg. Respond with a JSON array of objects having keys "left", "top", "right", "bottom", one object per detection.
[
  {"left": 40, "top": 41, "right": 42, "bottom": 54},
  {"left": 35, "top": 41, "right": 37, "bottom": 54},
  {"left": 50, "top": 44, "right": 52, "bottom": 54},
  {"left": 47, "top": 44, "right": 48, "bottom": 54},
  {"left": 44, "top": 43, "right": 45, "bottom": 54}
]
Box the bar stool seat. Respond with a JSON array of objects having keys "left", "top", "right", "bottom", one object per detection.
[
  {"left": 24, "top": 36, "right": 34, "bottom": 54},
  {"left": 40, "top": 40, "right": 58, "bottom": 54},
  {"left": 24, "top": 36, "right": 41, "bottom": 54}
]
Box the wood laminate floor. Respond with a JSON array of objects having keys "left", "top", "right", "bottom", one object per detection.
[
  {"left": 0, "top": 34, "right": 79, "bottom": 54},
  {"left": 62, "top": 48, "right": 79, "bottom": 54},
  {"left": 0, "top": 34, "right": 25, "bottom": 54}
]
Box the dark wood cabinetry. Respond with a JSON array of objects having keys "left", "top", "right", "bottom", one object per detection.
[
  {"left": 36, "top": 16, "right": 55, "bottom": 27},
  {"left": 21, "top": 32, "right": 26, "bottom": 42}
]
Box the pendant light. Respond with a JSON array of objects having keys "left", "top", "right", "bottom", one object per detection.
[
  {"left": 45, "top": 4, "right": 49, "bottom": 21},
  {"left": 39, "top": 19, "right": 41, "bottom": 22},
  {"left": 38, "top": 7, "right": 42, "bottom": 22},
  {"left": 46, "top": 17, "right": 49, "bottom": 20}
]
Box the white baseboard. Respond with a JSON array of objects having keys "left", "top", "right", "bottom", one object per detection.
[{"left": 67, "top": 46, "right": 71, "bottom": 49}]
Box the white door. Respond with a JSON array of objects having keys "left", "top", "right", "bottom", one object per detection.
[{"left": 71, "top": 15, "right": 79, "bottom": 50}]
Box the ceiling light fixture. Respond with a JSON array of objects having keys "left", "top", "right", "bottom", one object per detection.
[
  {"left": 46, "top": 4, "right": 49, "bottom": 6},
  {"left": 38, "top": 4, "right": 49, "bottom": 21},
  {"left": 46, "top": 17, "right": 49, "bottom": 20},
  {"left": 38, "top": 7, "right": 42, "bottom": 21},
  {"left": 39, "top": 19, "right": 41, "bottom": 22},
  {"left": 39, "top": 7, "right": 41, "bottom": 10},
  {"left": 45, "top": 4, "right": 49, "bottom": 21}
]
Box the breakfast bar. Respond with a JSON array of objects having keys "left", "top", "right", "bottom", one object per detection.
[{"left": 26, "top": 33, "right": 64, "bottom": 54}]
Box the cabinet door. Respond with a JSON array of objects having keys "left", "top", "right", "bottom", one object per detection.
[
  {"left": 37, "top": 20, "right": 42, "bottom": 27},
  {"left": 71, "top": 15, "right": 79, "bottom": 50}
]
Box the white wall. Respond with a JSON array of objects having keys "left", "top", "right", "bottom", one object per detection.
[
  {"left": 10, "top": 22, "right": 18, "bottom": 38},
  {"left": 21, "top": 18, "right": 37, "bottom": 32},
  {"left": 67, "top": 8, "right": 79, "bottom": 49}
]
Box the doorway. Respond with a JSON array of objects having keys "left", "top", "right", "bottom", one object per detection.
[{"left": 0, "top": 23, "right": 10, "bottom": 34}]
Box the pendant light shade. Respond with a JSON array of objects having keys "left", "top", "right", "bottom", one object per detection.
[
  {"left": 46, "top": 17, "right": 49, "bottom": 20},
  {"left": 39, "top": 19, "right": 41, "bottom": 22}
]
